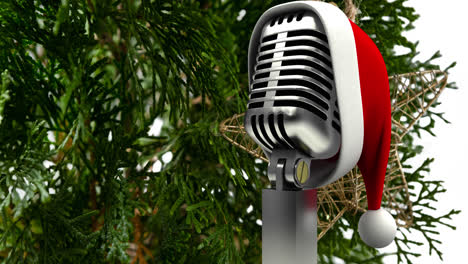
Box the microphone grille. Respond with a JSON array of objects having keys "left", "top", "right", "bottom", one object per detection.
[{"left": 246, "top": 11, "right": 341, "bottom": 157}]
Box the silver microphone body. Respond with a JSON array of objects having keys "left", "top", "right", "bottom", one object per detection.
[{"left": 245, "top": 11, "right": 342, "bottom": 188}]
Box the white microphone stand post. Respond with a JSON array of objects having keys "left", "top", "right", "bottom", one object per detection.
[
  {"left": 262, "top": 155, "right": 318, "bottom": 264},
  {"left": 262, "top": 188, "right": 318, "bottom": 264}
]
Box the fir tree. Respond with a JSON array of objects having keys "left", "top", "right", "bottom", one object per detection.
[{"left": 0, "top": 0, "right": 459, "bottom": 263}]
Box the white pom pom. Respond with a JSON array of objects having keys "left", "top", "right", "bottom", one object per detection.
[{"left": 358, "top": 208, "right": 397, "bottom": 248}]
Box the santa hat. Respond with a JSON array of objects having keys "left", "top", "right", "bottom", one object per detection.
[
  {"left": 248, "top": 1, "right": 396, "bottom": 248},
  {"left": 350, "top": 19, "right": 397, "bottom": 249}
]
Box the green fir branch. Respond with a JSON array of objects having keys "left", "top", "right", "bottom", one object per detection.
[{"left": 0, "top": 0, "right": 460, "bottom": 263}]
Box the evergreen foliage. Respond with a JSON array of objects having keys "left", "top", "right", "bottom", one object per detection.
[{"left": 0, "top": 0, "right": 459, "bottom": 263}]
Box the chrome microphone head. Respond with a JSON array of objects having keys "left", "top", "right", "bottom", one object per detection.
[
  {"left": 245, "top": 11, "right": 341, "bottom": 189},
  {"left": 246, "top": 2, "right": 395, "bottom": 249}
]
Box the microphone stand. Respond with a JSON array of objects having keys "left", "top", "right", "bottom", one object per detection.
[{"left": 262, "top": 154, "right": 318, "bottom": 264}]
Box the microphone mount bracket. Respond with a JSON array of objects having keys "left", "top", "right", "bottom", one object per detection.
[{"left": 268, "top": 150, "right": 314, "bottom": 191}]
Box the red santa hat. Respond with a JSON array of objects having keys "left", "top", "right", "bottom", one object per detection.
[
  {"left": 248, "top": 1, "right": 397, "bottom": 248},
  {"left": 350, "top": 19, "right": 397, "bottom": 248},
  {"left": 309, "top": 1, "right": 397, "bottom": 248},
  {"left": 314, "top": 1, "right": 397, "bottom": 248}
]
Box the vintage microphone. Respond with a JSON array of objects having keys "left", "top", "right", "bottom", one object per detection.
[{"left": 245, "top": 2, "right": 397, "bottom": 263}]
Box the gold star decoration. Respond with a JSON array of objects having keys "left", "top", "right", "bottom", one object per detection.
[{"left": 219, "top": 69, "right": 448, "bottom": 240}]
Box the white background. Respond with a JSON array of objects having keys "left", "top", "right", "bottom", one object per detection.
[{"left": 380, "top": 0, "right": 468, "bottom": 263}]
